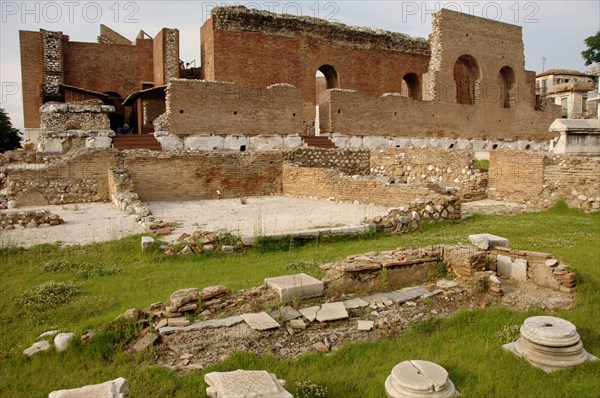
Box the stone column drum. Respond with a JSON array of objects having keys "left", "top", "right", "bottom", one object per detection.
[
  {"left": 385, "top": 360, "right": 460, "bottom": 397},
  {"left": 503, "top": 316, "right": 598, "bottom": 372}
]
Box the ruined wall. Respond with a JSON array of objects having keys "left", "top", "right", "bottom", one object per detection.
[
  {"left": 370, "top": 148, "right": 487, "bottom": 201},
  {"left": 64, "top": 38, "right": 154, "bottom": 99},
  {"left": 166, "top": 80, "right": 303, "bottom": 136},
  {"left": 323, "top": 90, "right": 559, "bottom": 141},
  {"left": 202, "top": 6, "right": 430, "bottom": 124},
  {"left": 286, "top": 148, "right": 370, "bottom": 175},
  {"left": 20, "top": 31, "right": 44, "bottom": 128},
  {"left": 5, "top": 149, "right": 119, "bottom": 206},
  {"left": 124, "top": 151, "right": 284, "bottom": 201},
  {"left": 40, "top": 101, "right": 113, "bottom": 131},
  {"left": 488, "top": 150, "right": 600, "bottom": 210},
  {"left": 153, "top": 28, "right": 180, "bottom": 85},
  {"left": 282, "top": 163, "right": 453, "bottom": 207}
]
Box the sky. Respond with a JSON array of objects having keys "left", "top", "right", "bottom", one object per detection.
[{"left": 1, "top": 0, "right": 599, "bottom": 131}]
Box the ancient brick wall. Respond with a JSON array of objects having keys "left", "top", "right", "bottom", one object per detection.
[
  {"left": 201, "top": 6, "right": 430, "bottom": 125},
  {"left": 487, "top": 150, "right": 545, "bottom": 204},
  {"left": 323, "top": 90, "right": 559, "bottom": 140},
  {"left": 370, "top": 148, "right": 487, "bottom": 201},
  {"left": 64, "top": 38, "right": 154, "bottom": 99},
  {"left": 166, "top": 80, "right": 303, "bottom": 136},
  {"left": 123, "top": 151, "right": 284, "bottom": 201},
  {"left": 5, "top": 149, "right": 119, "bottom": 205},
  {"left": 282, "top": 163, "right": 447, "bottom": 207},
  {"left": 20, "top": 31, "right": 44, "bottom": 129},
  {"left": 285, "top": 148, "right": 370, "bottom": 175}
]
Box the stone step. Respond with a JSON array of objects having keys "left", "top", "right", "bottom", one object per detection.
[{"left": 113, "top": 134, "right": 162, "bottom": 150}]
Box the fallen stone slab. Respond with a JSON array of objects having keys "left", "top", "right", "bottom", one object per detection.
[
  {"left": 469, "top": 233, "right": 509, "bottom": 250},
  {"left": 205, "top": 370, "right": 292, "bottom": 398},
  {"left": 170, "top": 288, "right": 199, "bottom": 308},
  {"left": 436, "top": 279, "right": 460, "bottom": 289},
  {"left": 316, "top": 302, "right": 349, "bottom": 322},
  {"left": 343, "top": 298, "right": 369, "bottom": 309},
  {"left": 54, "top": 332, "right": 74, "bottom": 352},
  {"left": 385, "top": 360, "right": 459, "bottom": 398},
  {"left": 201, "top": 285, "right": 227, "bottom": 300},
  {"left": 240, "top": 312, "right": 281, "bottom": 331},
  {"left": 132, "top": 333, "right": 158, "bottom": 352},
  {"left": 357, "top": 320, "right": 374, "bottom": 331},
  {"left": 158, "top": 326, "right": 183, "bottom": 335},
  {"left": 167, "top": 317, "right": 191, "bottom": 327},
  {"left": 387, "top": 286, "right": 429, "bottom": 304},
  {"left": 48, "top": 377, "right": 129, "bottom": 398},
  {"left": 264, "top": 273, "right": 324, "bottom": 303},
  {"left": 299, "top": 306, "right": 320, "bottom": 322},
  {"left": 362, "top": 293, "right": 394, "bottom": 306},
  {"left": 421, "top": 289, "right": 443, "bottom": 299},
  {"left": 270, "top": 306, "right": 302, "bottom": 322},
  {"left": 23, "top": 340, "right": 51, "bottom": 357}
]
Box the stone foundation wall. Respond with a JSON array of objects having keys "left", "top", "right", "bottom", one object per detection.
[
  {"left": 123, "top": 151, "right": 284, "bottom": 201},
  {"left": 370, "top": 148, "right": 487, "bottom": 201},
  {"left": 488, "top": 149, "right": 600, "bottom": 210},
  {"left": 40, "top": 101, "right": 114, "bottom": 131},
  {"left": 285, "top": 148, "right": 370, "bottom": 175},
  {"left": 0, "top": 210, "right": 64, "bottom": 230},
  {"left": 107, "top": 168, "right": 151, "bottom": 223},
  {"left": 282, "top": 163, "right": 456, "bottom": 208},
  {"left": 5, "top": 149, "right": 118, "bottom": 206}
]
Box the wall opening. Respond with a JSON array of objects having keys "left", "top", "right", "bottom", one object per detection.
[
  {"left": 498, "top": 66, "right": 516, "bottom": 108},
  {"left": 315, "top": 65, "right": 339, "bottom": 136},
  {"left": 401, "top": 73, "right": 421, "bottom": 100},
  {"left": 104, "top": 91, "right": 124, "bottom": 132},
  {"left": 453, "top": 55, "right": 480, "bottom": 105}
]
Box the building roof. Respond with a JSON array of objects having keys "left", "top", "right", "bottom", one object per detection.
[
  {"left": 536, "top": 69, "right": 591, "bottom": 78},
  {"left": 123, "top": 85, "right": 166, "bottom": 106}
]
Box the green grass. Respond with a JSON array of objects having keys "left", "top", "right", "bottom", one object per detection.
[
  {"left": 473, "top": 159, "right": 490, "bottom": 169},
  {"left": 1, "top": 203, "right": 599, "bottom": 397}
]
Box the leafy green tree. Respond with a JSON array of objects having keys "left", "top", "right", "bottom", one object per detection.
[
  {"left": 581, "top": 31, "right": 600, "bottom": 66},
  {"left": 0, "top": 108, "right": 22, "bottom": 152}
]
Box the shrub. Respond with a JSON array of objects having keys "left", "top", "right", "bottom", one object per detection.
[
  {"left": 295, "top": 380, "right": 328, "bottom": 398},
  {"left": 16, "top": 281, "right": 82, "bottom": 311}
]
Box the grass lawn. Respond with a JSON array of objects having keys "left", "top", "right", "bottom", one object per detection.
[{"left": 1, "top": 202, "right": 599, "bottom": 397}]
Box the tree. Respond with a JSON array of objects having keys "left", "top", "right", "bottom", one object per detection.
[
  {"left": 581, "top": 31, "right": 600, "bottom": 66},
  {"left": 0, "top": 108, "right": 22, "bottom": 152}
]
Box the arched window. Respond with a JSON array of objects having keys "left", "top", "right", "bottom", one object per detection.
[
  {"left": 453, "top": 55, "right": 480, "bottom": 105},
  {"left": 401, "top": 73, "right": 421, "bottom": 100},
  {"left": 498, "top": 66, "right": 516, "bottom": 108}
]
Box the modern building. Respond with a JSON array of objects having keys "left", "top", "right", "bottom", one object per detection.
[{"left": 536, "top": 69, "right": 596, "bottom": 118}]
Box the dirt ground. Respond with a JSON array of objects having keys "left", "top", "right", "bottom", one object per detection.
[{"left": 145, "top": 196, "right": 388, "bottom": 242}]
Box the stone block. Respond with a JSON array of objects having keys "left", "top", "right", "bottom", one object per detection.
[
  {"left": 270, "top": 306, "right": 302, "bottom": 322},
  {"left": 23, "top": 340, "right": 51, "bottom": 357},
  {"left": 170, "top": 288, "right": 199, "bottom": 308},
  {"left": 316, "top": 302, "right": 348, "bottom": 322},
  {"left": 264, "top": 273, "right": 324, "bottom": 303},
  {"left": 343, "top": 298, "right": 369, "bottom": 309},
  {"left": 357, "top": 320, "right": 374, "bottom": 331},
  {"left": 240, "top": 312, "right": 280, "bottom": 330},
  {"left": 54, "top": 332, "right": 74, "bottom": 352},
  {"left": 141, "top": 236, "right": 154, "bottom": 252},
  {"left": 299, "top": 306, "right": 320, "bottom": 322},
  {"left": 48, "top": 377, "right": 129, "bottom": 398},
  {"left": 184, "top": 135, "right": 224, "bottom": 150},
  {"left": 497, "top": 255, "right": 528, "bottom": 282},
  {"left": 468, "top": 233, "right": 509, "bottom": 250},
  {"left": 205, "top": 370, "right": 292, "bottom": 398}
]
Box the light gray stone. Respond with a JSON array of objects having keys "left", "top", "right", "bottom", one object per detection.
[
  {"left": 54, "top": 332, "right": 74, "bottom": 352},
  {"left": 299, "top": 306, "right": 320, "bottom": 322},
  {"left": 289, "top": 319, "right": 306, "bottom": 329},
  {"left": 469, "top": 233, "right": 509, "bottom": 250},
  {"left": 205, "top": 370, "right": 292, "bottom": 398},
  {"left": 421, "top": 289, "right": 443, "bottom": 299},
  {"left": 48, "top": 377, "right": 129, "bottom": 398},
  {"left": 170, "top": 288, "right": 199, "bottom": 308},
  {"left": 357, "top": 320, "right": 374, "bottom": 331},
  {"left": 23, "top": 340, "right": 51, "bottom": 357},
  {"left": 240, "top": 312, "right": 280, "bottom": 331},
  {"left": 38, "top": 330, "right": 59, "bottom": 339},
  {"left": 388, "top": 286, "right": 429, "bottom": 304},
  {"left": 141, "top": 236, "right": 154, "bottom": 252},
  {"left": 270, "top": 306, "right": 302, "bottom": 322},
  {"left": 343, "top": 298, "right": 369, "bottom": 309},
  {"left": 264, "top": 273, "right": 324, "bottom": 303},
  {"left": 7, "top": 200, "right": 17, "bottom": 209},
  {"left": 385, "top": 360, "right": 459, "bottom": 398},
  {"left": 497, "top": 255, "right": 528, "bottom": 282},
  {"left": 132, "top": 333, "right": 158, "bottom": 352},
  {"left": 316, "top": 302, "right": 349, "bottom": 322},
  {"left": 362, "top": 293, "right": 394, "bottom": 306},
  {"left": 436, "top": 279, "right": 459, "bottom": 289}
]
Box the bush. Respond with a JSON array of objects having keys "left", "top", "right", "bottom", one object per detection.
[
  {"left": 295, "top": 380, "right": 328, "bottom": 398},
  {"left": 16, "top": 281, "right": 82, "bottom": 311}
]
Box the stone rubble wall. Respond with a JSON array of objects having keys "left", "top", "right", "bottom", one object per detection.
[
  {"left": 282, "top": 163, "right": 458, "bottom": 208},
  {"left": 370, "top": 148, "right": 487, "bottom": 201},
  {"left": 0, "top": 210, "right": 64, "bottom": 230},
  {"left": 285, "top": 148, "right": 370, "bottom": 175},
  {"left": 107, "top": 168, "right": 151, "bottom": 223},
  {"left": 40, "top": 101, "right": 114, "bottom": 131},
  {"left": 41, "top": 30, "right": 64, "bottom": 99},
  {"left": 5, "top": 149, "right": 119, "bottom": 206},
  {"left": 488, "top": 149, "right": 600, "bottom": 211}
]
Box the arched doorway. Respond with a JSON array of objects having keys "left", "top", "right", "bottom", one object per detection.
[
  {"left": 498, "top": 66, "right": 516, "bottom": 108},
  {"left": 453, "top": 55, "right": 480, "bottom": 105},
  {"left": 401, "top": 73, "right": 421, "bottom": 100},
  {"left": 315, "top": 65, "right": 339, "bottom": 135}
]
